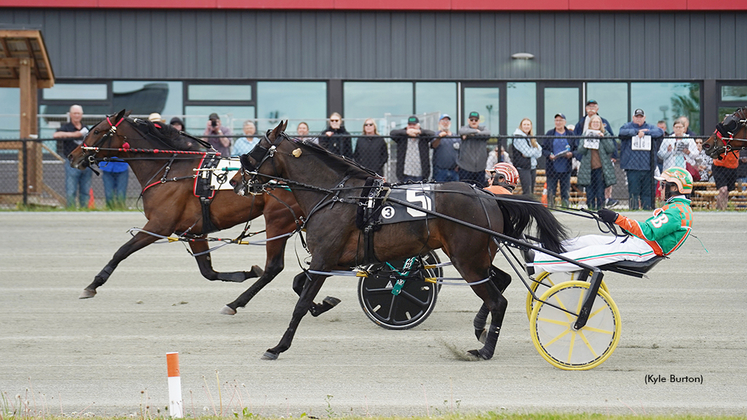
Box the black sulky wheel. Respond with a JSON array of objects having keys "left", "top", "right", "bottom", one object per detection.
[{"left": 357, "top": 251, "right": 442, "bottom": 330}]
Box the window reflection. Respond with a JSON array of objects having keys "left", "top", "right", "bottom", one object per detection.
[
  {"left": 43, "top": 84, "right": 107, "bottom": 100},
  {"left": 416, "top": 82, "right": 457, "bottom": 125},
  {"left": 188, "top": 84, "right": 252, "bottom": 101},
  {"left": 113, "top": 81, "right": 183, "bottom": 119},
  {"left": 344, "top": 82, "right": 413, "bottom": 132},
  {"left": 506, "top": 83, "right": 535, "bottom": 134},
  {"left": 257, "top": 82, "right": 327, "bottom": 133},
  {"left": 631, "top": 82, "right": 701, "bottom": 135},
  {"left": 721, "top": 85, "right": 747, "bottom": 101},
  {"left": 587, "top": 83, "right": 628, "bottom": 134},
  {"left": 464, "top": 87, "right": 500, "bottom": 133}
]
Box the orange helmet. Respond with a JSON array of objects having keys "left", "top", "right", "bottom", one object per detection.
[{"left": 490, "top": 162, "right": 519, "bottom": 189}]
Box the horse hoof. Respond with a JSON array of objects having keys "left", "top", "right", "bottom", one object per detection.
[
  {"left": 219, "top": 306, "right": 237, "bottom": 315},
  {"left": 261, "top": 351, "right": 279, "bottom": 360},
  {"left": 250, "top": 265, "right": 264, "bottom": 278},
  {"left": 323, "top": 296, "right": 341, "bottom": 307},
  {"left": 467, "top": 349, "right": 491, "bottom": 360},
  {"left": 79, "top": 289, "right": 96, "bottom": 299},
  {"left": 310, "top": 296, "right": 341, "bottom": 317}
]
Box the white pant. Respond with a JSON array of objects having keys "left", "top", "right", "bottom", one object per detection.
[{"left": 532, "top": 235, "right": 656, "bottom": 273}]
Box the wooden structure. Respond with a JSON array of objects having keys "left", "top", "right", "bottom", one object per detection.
[{"left": 0, "top": 28, "right": 57, "bottom": 205}]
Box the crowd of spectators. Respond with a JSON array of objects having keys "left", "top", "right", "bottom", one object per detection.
[{"left": 57, "top": 104, "right": 747, "bottom": 210}]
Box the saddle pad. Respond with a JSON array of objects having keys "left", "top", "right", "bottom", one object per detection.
[
  {"left": 379, "top": 184, "right": 436, "bottom": 225},
  {"left": 193, "top": 157, "right": 241, "bottom": 198}
]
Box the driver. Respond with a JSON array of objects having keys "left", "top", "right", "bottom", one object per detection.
[
  {"left": 528, "top": 167, "right": 694, "bottom": 274},
  {"left": 484, "top": 162, "right": 519, "bottom": 195}
]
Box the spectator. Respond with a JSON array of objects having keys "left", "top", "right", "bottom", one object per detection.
[
  {"left": 320, "top": 112, "right": 352, "bottom": 157},
  {"left": 658, "top": 119, "right": 698, "bottom": 172},
  {"left": 232, "top": 120, "right": 258, "bottom": 157},
  {"left": 713, "top": 149, "right": 739, "bottom": 210},
  {"left": 353, "top": 118, "right": 388, "bottom": 175},
  {"left": 578, "top": 115, "right": 617, "bottom": 210},
  {"left": 148, "top": 113, "right": 165, "bottom": 124},
  {"left": 542, "top": 113, "right": 574, "bottom": 208},
  {"left": 573, "top": 99, "right": 618, "bottom": 208},
  {"left": 431, "top": 114, "right": 460, "bottom": 182},
  {"left": 619, "top": 108, "right": 664, "bottom": 210},
  {"left": 203, "top": 112, "right": 232, "bottom": 157},
  {"left": 692, "top": 138, "right": 713, "bottom": 182},
  {"left": 657, "top": 120, "right": 669, "bottom": 136},
  {"left": 99, "top": 158, "right": 129, "bottom": 209},
  {"left": 573, "top": 100, "right": 614, "bottom": 137},
  {"left": 485, "top": 145, "right": 510, "bottom": 170},
  {"left": 53, "top": 104, "right": 92, "bottom": 208},
  {"left": 679, "top": 116, "right": 696, "bottom": 136},
  {"left": 458, "top": 111, "right": 491, "bottom": 187},
  {"left": 738, "top": 149, "right": 747, "bottom": 191},
  {"left": 390, "top": 116, "right": 435, "bottom": 183},
  {"left": 511, "top": 118, "right": 542, "bottom": 196},
  {"left": 169, "top": 117, "right": 185, "bottom": 132},
  {"left": 296, "top": 122, "right": 318, "bottom": 145}
]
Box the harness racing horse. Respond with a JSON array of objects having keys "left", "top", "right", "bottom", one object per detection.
[
  {"left": 703, "top": 107, "right": 747, "bottom": 159},
  {"left": 233, "top": 121, "right": 568, "bottom": 361},
  {"left": 68, "top": 109, "right": 338, "bottom": 316}
]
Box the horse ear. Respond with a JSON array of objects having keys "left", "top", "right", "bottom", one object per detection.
[
  {"left": 113, "top": 109, "right": 127, "bottom": 121},
  {"left": 281, "top": 120, "right": 288, "bottom": 132}
]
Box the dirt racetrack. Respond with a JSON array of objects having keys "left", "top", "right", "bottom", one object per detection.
[{"left": 1, "top": 211, "right": 745, "bottom": 417}]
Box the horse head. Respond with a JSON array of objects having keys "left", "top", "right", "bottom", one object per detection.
[
  {"left": 68, "top": 109, "right": 130, "bottom": 170},
  {"left": 703, "top": 108, "right": 747, "bottom": 159},
  {"left": 231, "top": 121, "right": 288, "bottom": 195}
]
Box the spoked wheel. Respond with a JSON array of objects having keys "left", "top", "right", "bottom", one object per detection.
[
  {"left": 530, "top": 281, "right": 621, "bottom": 370},
  {"left": 357, "top": 251, "right": 442, "bottom": 330},
  {"left": 525, "top": 271, "right": 609, "bottom": 320}
]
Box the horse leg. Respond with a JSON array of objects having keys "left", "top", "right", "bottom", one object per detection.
[
  {"left": 189, "top": 240, "right": 264, "bottom": 283},
  {"left": 221, "top": 237, "right": 288, "bottom": 315},
  {"left": 79, "top": 230, "right": 162, "bottom": 298},
  {"left": 473, "top": 266, "right": 512, "bottom": 342},
  {"left": 262, "top": 273, "right": 329, "bottom": 360},
  {"left": 467, "top": 279, "right": 508, "bottom": 360},
  {"left": 292, "top": 272, "right": 341, "bottom": 317}
]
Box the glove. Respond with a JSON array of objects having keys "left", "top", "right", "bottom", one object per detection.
[
  {"left": 79, "top": 126, "right": 89, "bottom": 138},
  {"left": 598, "top": 208, "right": 618, "bottom": 224}
]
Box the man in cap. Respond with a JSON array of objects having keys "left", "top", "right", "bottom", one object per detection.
[
  {"left": 574, "top": 100, "right": 619, "bottom": 207},
  {"left": 458, "top": 111, "right": 491, "bottom": 187},
  {"left": 543, "top": 113, "right": 575, "bottom": 207},
  {"left": 619, "top": 108, "right": 664, "bottom": 210},
  {"left": 390, "top": 116, "right": 435, "bottom": 182},
  {"left": 203, "top": 112, "right": 232, "bottom": 157},
  {"left": 430, "top": 114, "right": 460, "bottom": 182},
  {"left": 148, "top": 113, "right": 165, "bottom": 124}
]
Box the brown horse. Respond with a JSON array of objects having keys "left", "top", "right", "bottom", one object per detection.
[
  {"left": 703, "top": 107, "right": 747, "bottom": 159},
  {"left": 233, "top": 121, "right": 568, "bottom": 361},
  {"left": 68, "top": 109, "right": 336, "bottom": 316}
]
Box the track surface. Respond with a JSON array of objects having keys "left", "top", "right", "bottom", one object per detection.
[{"left": 1, "top": 211, "right": 745, "bottom": 417}]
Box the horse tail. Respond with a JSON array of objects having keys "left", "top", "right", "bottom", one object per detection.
[{"left": 496, "top": 194, "right": 568, "bottom": 254}]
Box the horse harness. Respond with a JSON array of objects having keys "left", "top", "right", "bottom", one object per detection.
[{"left": 713, "top": 107, "right": 747, "bottom": 158}]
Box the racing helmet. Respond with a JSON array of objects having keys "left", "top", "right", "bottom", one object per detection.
[
  {"left": 655, "top": 167, "right": 693, "bottom": 194},
  {"left": 491, "top": 162, "right": 519, "bottom": 189}
]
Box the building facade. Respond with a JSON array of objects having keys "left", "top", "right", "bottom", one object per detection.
[{"left": 1, "top": 5, "right": 746, "bottom": 138}]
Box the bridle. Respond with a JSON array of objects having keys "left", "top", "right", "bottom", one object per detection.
[
  {"left": 710, "top": 107, "right": 747, "bottom": 159},
  {"left": 237, "top": 130, "right": 288, "bottom": 194},
  {"left": 80, "top": 114, "right": 126, "bottom": 168}
]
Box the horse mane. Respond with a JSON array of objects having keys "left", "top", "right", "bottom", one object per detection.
[
  {"left": 129, "top": 117, "right": 205, "bottom": 152},
  {"left": 287, "top": 134, "right": 380, "bottom": 179}
]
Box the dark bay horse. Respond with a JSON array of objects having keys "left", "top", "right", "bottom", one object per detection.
[
  {"left": 703, "top": 107, "right": 747, "bottom": 159},
  {"left": 233, "top": 121, "right": 568, "bottom": 361},
  {"left": 68, "top": 109, "right": 333, "bottom": 316}
]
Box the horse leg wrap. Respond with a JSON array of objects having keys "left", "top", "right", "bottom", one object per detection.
[
  {"left": 473, "top": 304, "right": 490, "bottom": 341},
  {"left": 94, "top": 266, "right": 114, "bottom": 284},
  {"left": 490, "top": 265, "right": 512, "bottom": 294},
  {"left": 468, "top": 325, "right": 501, "bottom": 360}
]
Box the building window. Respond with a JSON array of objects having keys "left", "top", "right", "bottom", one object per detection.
[
  {"left": 188, "top": 84, "right": 252, "bottom": 102},
  {"left": 415, "top": 82, "right": 457, "bottom": 124},
  {"left": 0, "top": 88, "right": 19, "bottom": 139},
  {"left": 630, "top": 82, "right": 701, "bottom": 135},
  {"left": 343, "top": 82, "right": 413, "bottom": 132},
  {"left": 112, "top": 81, "right": 183, "bottom": 122},
  {"left": 507, "top": 83, "right": 535, "bottom": 133},
  {"left": 183, "top": 106, "right": 256, "bottom": 135},
  {"left": 257, "top": 82, "right": 327, "bottom": 134},
  {"left": 720, "top": 85, "right": 747, "bottom": 102},
  {"left": 43, "top": 83, "right": 108, "bottom": 100},
  {"left": 586, "top": 83, "right": 628, "bottom": 134},
  {"left": 464, "top": 86, "right": 500, "bottom": 134}
]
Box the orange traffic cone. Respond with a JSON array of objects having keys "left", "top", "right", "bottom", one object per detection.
[
  {"left": 88, "top": 187, "right": 96, "bottom": 209},
  {"left": 541, "top": 182, "right": 548, "bottom": 207}
]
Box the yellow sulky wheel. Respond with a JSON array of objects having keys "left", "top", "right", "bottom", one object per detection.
[
  {"left": 529, "top": 281, "right": 621, "bottom": 370},
  {"left": 525, "top": 271, "right": 609, "bottom": 320}
]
